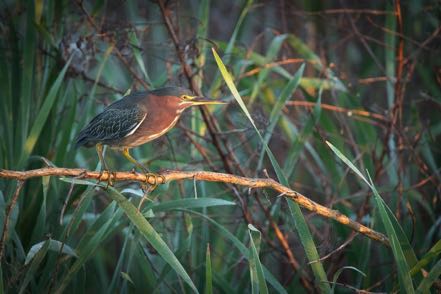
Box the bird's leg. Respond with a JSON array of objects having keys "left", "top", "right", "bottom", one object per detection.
[
  {"left": 121, "top": 148, "right": 163, "bottom": 212},
  {"left": 121, "top": 148, "right": 165, "bottom": 189},
  {"left": 96, "top": 143, "right": 114, "bottom": 188}
]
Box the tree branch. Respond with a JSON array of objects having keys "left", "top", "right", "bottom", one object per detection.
[{"left": 0, "top": 167, "right": 389, "bottom": 246}]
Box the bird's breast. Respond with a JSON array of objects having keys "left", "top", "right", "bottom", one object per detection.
[{"left": 119, "top": 108, "right": 184, "bottom": 148}]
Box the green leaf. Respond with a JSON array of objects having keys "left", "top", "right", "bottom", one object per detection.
[
  {"left": 25, "top": 239, "right": 77, "bottom": 265},
  {"left": 211, "top": 47, "right": 286, "bottom": 182},
  {"left": 257, "top": 63, "right": 305, "bottom": 171},
  {"left": 186, "top": 210, "right": 287, "bottom": 294},
  {"left": 194, "top": 0, "right": 210, "bottom": 90},
  {"left": 129, "top": 31, "right": 151, "bottom": 86},
  {"left": 213, "top": 47, "right": 330, "bottom": 293},
  {"left": 17, "top": 0, "right": 37, "bottom": 162},
  {"left": 416, "top": 258, "right": 441, "bottom": 293},
  {"left": 286, "top": 35, "right": 347, "bottom": 92},
  {"left": 147, "top": 198, "right": 236, "bottom": 213},
  {"left": 248, "top": 225, "right": 268, "bottom": 294},
  {"left": 106, "top": 187, "right": 198, "bottom": 293},
  {"left": 411, "top": 239, "right": 441, "bottom": 276},
  {"left": 327, "top": 141, "right": 415, "bottom": 293},
  {"left": 249, "top": 34, "right": 288, "bottom": 105},
  {"left": 326, "top": 141, "right": 370, "bottom": 186},
  {"left": 209, "top": 0, "right": 254, "bottom": 95},
  {"left": 330, "top": 266, "right": 366, "bottom": 294},
  {"left": 121, "top": 272, "right": 135, "bottom": 285},
  {"left": 19, "top": 55, "right": 73, "bottom": 168},
  {"left": 284, "top": 87, "right": 322, "bottom": 178},
  {"left": 205, "top": 244, "right": 213, "bottom": 294},
  {"left": 56, "top": 201, "right": 123, "bottom": 293},
  {"left": 19, "top": 240, "right": 51, "bottom": 294}
]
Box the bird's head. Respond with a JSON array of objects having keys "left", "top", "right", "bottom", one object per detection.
[{"left": 150, "top": 87, "right": 226, "bottom": 111}]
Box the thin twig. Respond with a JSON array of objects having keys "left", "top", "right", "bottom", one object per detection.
[
  {"left": 0, "top": 168, "right": 390, "bottom": 246},
  {"left": 310, "top": 232, "right": 357, "bottom": 263},
  {"left": 286, "top": 100, "right": 388, "bottom": 122},
  {"left": 157, "top": 0, "right": 235, "bottom": 175},
  {"left": 75, "top": 0, "right": 149, "bottom": 90},
  {"left": 393, "top": 0, "right": 405, "bottom": 220},
  {"left": 0, "top": 180, "right": 25, "bottom": 260}
]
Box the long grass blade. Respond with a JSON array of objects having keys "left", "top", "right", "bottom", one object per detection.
[
  {"left": 248, "top": 224, "right": 268, "bottom": 294},
  {"left": 209, "top": 0, "right": 254, "bottom": 96},
  {"left": 327, "top": 141, "right": 415, "bottom": 293},
  {"left": 257, "top": 64, "right": 305, "bottom": 171},
  {"left": 186, "top": 210, "right": 287, "bottom": 294},
  {"left": 56, "top": 201, "right": 123, "bottom": 293},
  {"left": 19, "top": 240, "right": 50, "bottom": 294},
  {"left": 129, "top": 31, "right": 152, "bottom": 86},
  {"left": 17, "top": 0, "right": 37, "bottom": 160},
  {"left": 25, "top": 239, "right": 77, "bottom": 265},
  {"left": 284, "top": 87, "right": 322, "bottom": 179},
  {"left": 410, "top": 239, "right": 441, "bottom": 276},
  {"left": 248, "top": 34, "right": 288, "bottom": 105},
  {"left": 416, "top": 258, "right": 441, "bottom": 293},
  {"left": 213, "top": 48, "right": 330, "bottom": 292},
  {"left": 146, "top": 198, "right": 236, "bottom": 213},
  {"left": 205, "top": 244, "right": 213, "bottom": 294},
  {"left": 106, "top": 186, "right": 199, "bottom": 293},
  {"left": 18, "top": 56, "right": 73, "bottom": 168}
]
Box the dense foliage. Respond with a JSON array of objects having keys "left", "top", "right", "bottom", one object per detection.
[{"left": 0, "top": 0, "right": 440, "bottom": 292}]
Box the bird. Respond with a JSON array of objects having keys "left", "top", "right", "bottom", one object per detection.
[{"left": 75, "top": 86, "right": 225, "bottom": 186}]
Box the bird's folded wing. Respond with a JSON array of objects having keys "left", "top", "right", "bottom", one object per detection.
[{"left": 80, "top": 107, "right": 147, "bottom": 142}]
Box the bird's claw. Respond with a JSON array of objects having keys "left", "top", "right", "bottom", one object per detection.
[
  {"left": 135, "top": 173, "right": 165, "bottom": 212},
  {"left": 97, "top": 169, "right": 115, "bottom": 189},
  {"left": 144, "top": 172, "right": 165, "bottom": 190}
]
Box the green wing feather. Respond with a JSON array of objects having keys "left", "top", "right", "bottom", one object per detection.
[{"left": 76, "top": 106, "right": 146, "bottom": 147}]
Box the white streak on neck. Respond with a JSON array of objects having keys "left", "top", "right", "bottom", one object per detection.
[
  {"left": 178, "top": 101, "right": 193, "bottom": 108},
  {"left": 145, "top": 113, "right": 181, "bottom": 140}
]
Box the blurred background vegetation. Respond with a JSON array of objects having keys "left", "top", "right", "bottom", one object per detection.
[{"left": 0, "top": 0, "right": 440, "bottom": 292}]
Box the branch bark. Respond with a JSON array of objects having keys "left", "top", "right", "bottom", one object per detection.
[{"left": 0, "top": 167, "right": 389, "bottom": 246}]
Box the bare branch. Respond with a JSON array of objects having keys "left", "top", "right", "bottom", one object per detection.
[{"left": 0, "top": 168, "right": 389, "bottom": 246}]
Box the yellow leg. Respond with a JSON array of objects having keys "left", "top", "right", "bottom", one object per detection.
[
  {"left": 96, "top": 143, "right": 109, "bottom": 171},
  {"left": 121, "top": 148, "right": 165, "bottom": 188},
  {"left": 121, "top": 147, "right": 148, "bottom": 172},
  {"left": 96, "top": 143, "right": 113, "bottom": 187}
]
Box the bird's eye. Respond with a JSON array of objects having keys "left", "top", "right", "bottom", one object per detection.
[{"left": 181, "top": 95, "right": 196, "bottom": 100}]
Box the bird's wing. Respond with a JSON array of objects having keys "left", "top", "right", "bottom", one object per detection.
[{"left": 77, "top": 106, "right": 147, "bottom": 145}]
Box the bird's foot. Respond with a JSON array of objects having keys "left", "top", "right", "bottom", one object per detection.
[
  {"left": 97, "top": 169, "right": 115, "bottom": 189},
  {"left": 144, "top": 172, "right": 166, "bottom": 190},
  {"left": 136, "top": 173, "right": 165, "bottom": 212}
]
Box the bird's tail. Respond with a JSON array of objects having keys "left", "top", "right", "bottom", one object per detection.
[
  {"left": 75, "top": 136, "right": 86, "bottom": 149},
  {"left": 75, "top": 131, "right": 95, "bottom": 148}
]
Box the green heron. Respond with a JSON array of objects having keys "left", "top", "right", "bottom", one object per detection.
[{"left": 75, "top": 86, "right": 225, "bottom": 185}]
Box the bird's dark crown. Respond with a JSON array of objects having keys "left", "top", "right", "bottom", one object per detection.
[{"left": 150, "top": 86, "right": 193, "bottom": 98}]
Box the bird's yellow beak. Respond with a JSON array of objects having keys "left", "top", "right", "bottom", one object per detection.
[{"left": 189, "top": 96, "right": 227, "bottom": 106}]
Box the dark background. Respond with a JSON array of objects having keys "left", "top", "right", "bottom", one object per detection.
[{"left": 0, "top": 0, "right": 440, "bottom": 292}]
